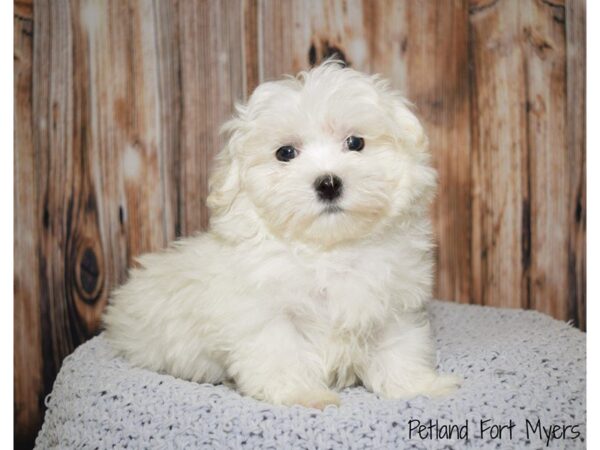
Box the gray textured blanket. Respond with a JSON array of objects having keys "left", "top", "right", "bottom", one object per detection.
[{"left": 35, "top": 300, "right": 586, "bottom": 449}]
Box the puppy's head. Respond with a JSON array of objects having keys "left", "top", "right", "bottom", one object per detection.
[{"left": 207, "top": 61, "right": 436, "bottom": 247}]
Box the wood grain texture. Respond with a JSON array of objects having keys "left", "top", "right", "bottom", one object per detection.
[
  {"left": 178, "top": 0, "right": 246, "bottom": 234},
  {"left": 401, "top": 1, "right": 472, "bottom": 303},
  {"left": 33, "top": 0, "right": 84, "bottom": 400},
  {"left": 469, "top": 0, "right": 529, "bottom": 309},
  {"left": 14, "top": 1, "right": 43, "bottom": 448},
  {"left": 14, "top": 0, "right": 586, "bottom": 445},
  {"left": 566, "top": 0, "right": 585, "bottom": 330},
  {"left": 523, "top": 0, "right": 569, "bottom": 320},
  {"left": 259, "top": 0, "right": 369, "bottom": 77}
]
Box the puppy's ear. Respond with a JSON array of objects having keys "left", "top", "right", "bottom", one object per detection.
[
  {"left": 389, "top": 94, "right": 429, "bottom": 155},
  {"left": 206, "top": 119, "right": 243, "bottom": 219},
  {"left": 387, "top": 92, "right": 438, "bottom": 209}
]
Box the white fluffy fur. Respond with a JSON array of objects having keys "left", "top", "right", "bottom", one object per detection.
[{"left": 103, "top": 61, "right": 460, "bottom": 409}]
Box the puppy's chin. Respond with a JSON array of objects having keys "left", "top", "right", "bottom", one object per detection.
[{"left": 275, "top": 205, "right": 389, "bottom": 248}]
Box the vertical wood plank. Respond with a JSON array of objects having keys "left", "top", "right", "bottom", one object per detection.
[
  {"left": 33, "top": 0, "right": 81, "bottom": 398},
  {"left": 242, "top": 0, "right": 260, "bottom": 98},
  {"left": 124, "top": 0, "right": 177, "bottom": 251},
  {"left": 151, "top": 0, "right": 182, "bottom": 239},
  {"left": 469, "top": 0, "right": 529, "bottom": 309},
  {"left": 14, "top": 0, "right": 43, "bottom": 447},
  {"left": 566, "top": 0, "right": 585, "bottom": 329},
  {"left": 522, "top": 0, "right": 569, "bottom": 320},
  {"left": 177, "top": 0, "right": 245, "bottom": 234},
  {"left": 259, "top": 0, "right": 305, "bottom": 78},
  {"left": 72, "top": 0, "right": 124, "bottom": 332},
  {"left": 32, "top": 0, "right": 114, "bottom": 394},
  {"left": 401, "top": 1, "right": 472, "bottom": 303}
]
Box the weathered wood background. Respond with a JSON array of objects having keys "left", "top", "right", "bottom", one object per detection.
[{"left": 14, "top": 0, "right": 586, "bottom": 447}]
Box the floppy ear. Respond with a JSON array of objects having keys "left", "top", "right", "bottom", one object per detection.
[
  {"left": 206, "top": 119, "right": 243, "bottom": 219},
  {"left": 388, "top": 93, "right": 438, "bottom": 211},
  {"left": 389, "top": 94, "right": 429, "bottom": 154}
]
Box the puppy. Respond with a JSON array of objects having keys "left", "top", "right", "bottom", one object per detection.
[{"left": 103, "top": 60, "right": 460, "bottom": 409}]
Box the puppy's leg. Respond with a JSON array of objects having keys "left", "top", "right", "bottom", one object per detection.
[
  {"left": 360, "top": 309, "right": 460, "bottom": 399},
  {"left": 228, "top": 319, "right": 339, "bottom": 409}
]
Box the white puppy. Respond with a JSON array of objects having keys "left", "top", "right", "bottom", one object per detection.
[{"left": 103, "top": 61, "right": 460, "bottom": 409}]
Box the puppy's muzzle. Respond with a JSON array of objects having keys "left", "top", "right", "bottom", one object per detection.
[{"left": 314, "top": 174, "right": 343, "bottom": 202}]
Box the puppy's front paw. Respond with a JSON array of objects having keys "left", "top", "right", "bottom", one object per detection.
[
  {"left": 287, "top": 389, "right": 341, "bottom": 410},
  {"left": 419, "top": 373, "right": 462, "bottom": 398},
  {"left": 380, "top": 372, "right": 461, "bottom": 400}
]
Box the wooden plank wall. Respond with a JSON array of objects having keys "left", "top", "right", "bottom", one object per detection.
[{"left": 14, "top": 0, "right": 585, "bottom": 447}]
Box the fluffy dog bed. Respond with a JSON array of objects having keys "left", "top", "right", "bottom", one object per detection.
[{"left": 35, "top": 300, "right": 586, "bottom": 449}]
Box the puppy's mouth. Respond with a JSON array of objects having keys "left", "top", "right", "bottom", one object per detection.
[{"left": 320, "top": 205, "right": 343, "bottom": 215}]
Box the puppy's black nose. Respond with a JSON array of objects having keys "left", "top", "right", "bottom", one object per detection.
[{"left": 314, "top": 174, "right": 343, "bottom": 202}]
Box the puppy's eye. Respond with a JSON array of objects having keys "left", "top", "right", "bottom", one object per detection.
[
  {"left": 275, "top": 145, "right": 298, "bottom": 162},
  {"left": 346, "top": 136, "right": 365, "bottom": 151}
]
